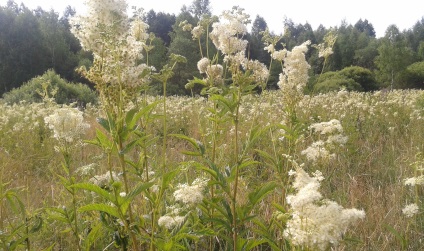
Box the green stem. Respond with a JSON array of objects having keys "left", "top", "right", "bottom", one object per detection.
[
  {"left": 63, "top": 148, "right": 81, "bottom": 251},
  {"left": 232, "top": 89, "right": 242, "bottom": 251},
  {"left": 163, "top": 80, "right": 168, "bottom": 171},
  {"left": 117, "top": 139, "right": 138, "bottom": 250}
]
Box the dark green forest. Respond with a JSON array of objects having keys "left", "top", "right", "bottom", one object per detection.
[{"left": 1, "top": 0, "right": 423, "bottom": 99}]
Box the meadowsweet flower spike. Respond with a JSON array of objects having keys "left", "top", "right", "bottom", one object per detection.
[
  {"left": 44, "top": 107, "right": 90, "bottom": 144},
  {"left": 70, "top": 0, "right": 153, "bottom": 107},
  {"left": 284, "top": 168, "right": 365, "bottom": 250}
]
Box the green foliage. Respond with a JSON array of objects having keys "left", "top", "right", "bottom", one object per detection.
[
  {"left": 375, "top": 25, "right": 415, "bottom": 89},
  {"left": 2, "top": 69, "right": 98, "bottom": 105},
  {"left": 0, "top": 2, "right": 86, "bottom": 95},
  {"left": 314, "top": 66, "right": 377, "bottom": 93},
  {"left": 315, "top": 76, "right": 362, "bottom": 93},
  {"left": 404, "top": 61, "right": 424, "bottom": 88},
  {"left": 339, "top": 66, "right": 378, "bottom": 91},
  {"left": 166, "top": 11, "right": 201, "bottom": 95}
]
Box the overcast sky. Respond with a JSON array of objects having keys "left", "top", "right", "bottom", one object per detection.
[{"left": 1, "top": 0, "right": 423, "bottom": 38}]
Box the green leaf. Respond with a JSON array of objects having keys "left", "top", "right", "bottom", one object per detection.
[
  {"left": 121, "top": 182, "right": 153, "bottom": 214},
  {"left": 79, "top": 203, "right": 120, "bottom": 218},
  {"left": 125, "top": 108, "right": 138, "bottom": 130},
  {"left": 95, "top": 128, "right": 113, "bottom": 149},
  {"left": 97, "top": 117, "right": 111, "bottom": 132},
  {"left": 170, "top": 134, "right": 204, "bottom": 155},
  {"left": 238, "top": 237, "right": 267, "bottom": 251},
  {"left": 83, "top": 223, "right": 102, "bottom": 251},
  {"left": 47, "top": 207, "right": 71, "bottom": 224},
  {"left": 248, "top": 182, "right": 277, "bottom": 206},
  {"left": 71, "top": 183, "right": 114, "bottom": 202},
  {"left": 29, "top": 214, "right": 43, "bottom": 233},
  {"left": 119, "top": 138, "right": 140, "bottom": 155},
  {"left": 41, "top": 244, "right": 56, "bottom": 251},
  {"left": 385, "top": 224, "right": 408, "bottom": 250}
]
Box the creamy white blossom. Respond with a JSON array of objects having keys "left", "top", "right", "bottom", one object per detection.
[
  {"left": 191, "top": 25, "right": 204, "bottom": 39},
  {"left": 309, "top": 119, "right": 343, "bottom": 135},
  {"left": 158, "top": 215, "right": 185, "bottom": 229},
  {"left": 89, "top": 171, "right": 119, "bottom": 188},
  {"left": 402, "top": 203, "right": 419, "bottom": 218},
  {"left": 209, "top": 7, "right": 249, "bottom": 55},
  {"left": 277, "top": 41, "right": 311, "bottom": 106},
  {"left": 301, "top": 141, "right": 334, "bottom": 161},
  {"left": 404, "top": 175, "right": 424, "bottom": 186},
  {"left": 284, "top": 168, "right": 365, "bottom": 250},
  {"left": 44, "top": 107, "right": 90, "bottom": 144},
  {"left": 197, "top": 57, "right": 210, "bottom": 74},
  {"left": 173, "top": 178, "right": 208, "bottom": 205}
]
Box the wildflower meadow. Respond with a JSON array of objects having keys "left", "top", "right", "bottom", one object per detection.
[{"left": 0, "top": 0, "right": 423, "bottom": 250}]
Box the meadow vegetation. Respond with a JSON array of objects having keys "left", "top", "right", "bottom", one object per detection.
[{"left": 0, "top": 0, "right": 423, "bottom": 250}]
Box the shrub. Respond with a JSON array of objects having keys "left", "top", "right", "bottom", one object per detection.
[
  {"left": 2, "top": 69, "right": 98, "bottom": 105},
  {"left": 404, "top": 61, "right": 424, "bottom": 89},
  {"left": 314, "top": 66, "right": 377, "bottom": 93},
  {"left": 314, "top": 73, "right": 363, "bottom": 93},
  {"left": 339, "top": 66, "right": 378, "bottom": 91}
]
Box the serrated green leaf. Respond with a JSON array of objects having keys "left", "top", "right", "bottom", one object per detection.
[
  {"left": 95, "top": 128, "right": 113, "bottom": 149},
  {"left": 97, "top": 117, "right": 111, "bottom": 132},
  {"left": 79, "top": 203, "right": 120, "bottom": 218},
  {"left": 248, "top": 182, "right": 277, "bottom": 206},
  {"left": 121, "top": 182, "right": 153, "bottom": 213},
  {"left": 70, "top": 183, "right": 113, "bottom": 202}
]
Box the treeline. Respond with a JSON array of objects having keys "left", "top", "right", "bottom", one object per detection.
[{"left": 1, "top": 0, "right": 423, "bottom": 97}]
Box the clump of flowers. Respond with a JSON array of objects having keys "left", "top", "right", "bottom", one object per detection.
[
  {"left": 44, "top": 107, "right": 90, "bottom": 148},
  {"left": 402, "top": 203, "right": 419, "bottom": 218},
  {"left": 313, "top": 29, "right": 337, "bottom": 59},
  {"left": 277, "top": 40, "right": 311, "bottom": 108},
  {"left": 158, "top": 215, "right": 185, "bottom": 230},
  {"left": 301, "top": 119, "right": 348, "bottom": 162},
  {"left": 70, "top": 0, "right": 154, "bottom": 109},
  {"left": 89, "top": 171, "right": 120, "bottom": 189},
  {"left": 284, "top": 167, "right": 365, "bottom": 250},
  {"left": 402, "top": 154, "right": 423, "bottom": 218},
  {"left": 173, "top": 178, "right": 208, "bottom": 205},
  {"left": 209, "top": 7, "right": 249, "bottom": 56}
]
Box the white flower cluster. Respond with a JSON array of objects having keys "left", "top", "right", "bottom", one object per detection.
[
  {"left": 191, "top": 25, "right": 204, "bottom": 39},
  {"left": 158, "top": 215, "right": 185, "bottom": 230},
  {"left": 89, "top": 171, "right": 119, "bottom": 188},
  {"left": 277, "top": 41, "right": 311, "bottom": 105},
  {"left": 209, "top": 7, "right": 249, "bottom": 56},
  {"left": 404, "top": 175, "right": 424, "bottom": 186},
  {"left": 173, "top": 178, "right": 208, "bottom": 205},
  {"left": 284, "top": 168, "right": 365, "bottom": 250},
  {"left": 309, "top": 119, "right": 343, "bottom": 135},
  {"left": 158, "top": 205, "right": 186, "bottom": 230},
  {"left": 402, "top": 203, "right": 419, "bottom": 218},
  {"left": 44, "top": 107, "right": 90, "bottom": 144},
  {"left": 70, "top": 0, "right": 153, "bottom": 93},
  {"left": 301, "top": 119, "right": 348, "bottom": 162}
]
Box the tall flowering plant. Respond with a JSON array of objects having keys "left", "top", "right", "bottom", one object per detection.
[
  {"left": 180, "top": 7, "right": 277, "bottom": 251},
  {"left": 68, "top": 0, "right": 183, "bottom": 250}
]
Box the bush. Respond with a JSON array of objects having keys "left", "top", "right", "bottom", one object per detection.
[
  {"left": 313, "top": 66, "right": 377, "bottom": 93},
  {"left": 2, "top": 69, "right": 98, "bottom": 105},
  {"left": 339, "top": 66, "right": 378, "bottom": 91},
  {"left": 314, "top": 74, "right": 363, "bottom": 93},
  {"left": 404, "top": 61, "right": 424, "bottom": 89}
]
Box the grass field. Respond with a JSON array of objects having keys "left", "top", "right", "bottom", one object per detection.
[{"left": 1, "top": 89, "right": 423, "bottom": 250}]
